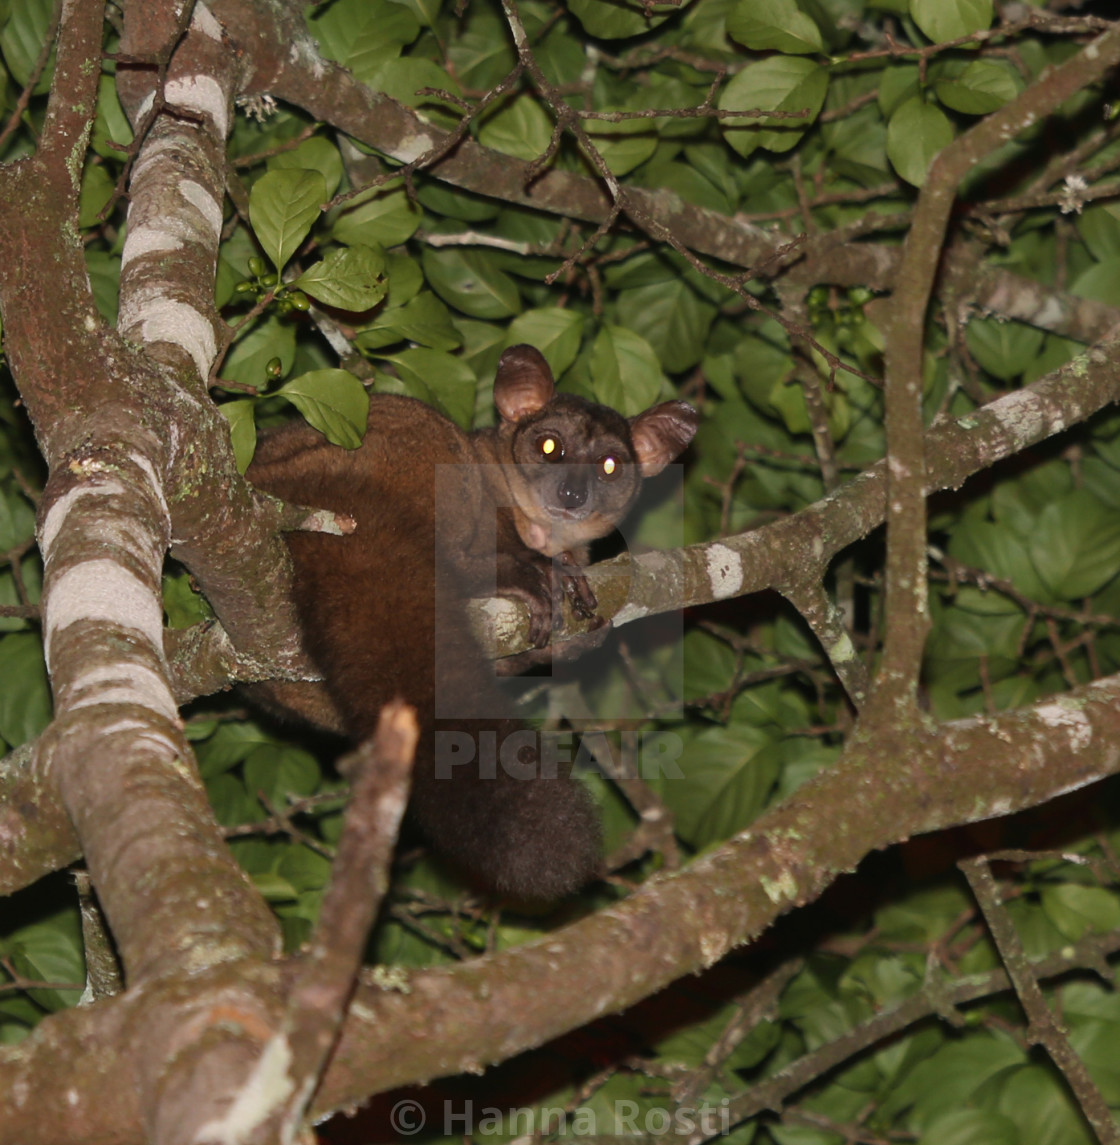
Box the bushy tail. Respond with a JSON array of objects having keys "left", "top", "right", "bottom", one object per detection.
[{"left": 410, "top": 717, "right": 601, "bottom": 902}]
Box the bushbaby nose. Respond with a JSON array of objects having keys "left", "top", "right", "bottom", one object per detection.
[{"left": 557, "top": 473, "right": 588, "bottom": 509}]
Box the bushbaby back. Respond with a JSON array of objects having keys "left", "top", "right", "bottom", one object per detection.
[{"left": 248, "top": 345, "right": 698, "bottom": 901}]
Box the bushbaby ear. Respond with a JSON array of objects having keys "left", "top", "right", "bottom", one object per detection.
[
  {"left": 493, "top": 344, "right": 556, "bottom": 425},
  {"left": 630, "top": 400, "right": 699, "bottom": 476}
]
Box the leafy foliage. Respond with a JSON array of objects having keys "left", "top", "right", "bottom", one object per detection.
[{"left": 3, "top": 0, "right": 1120, "bottom": 1139}]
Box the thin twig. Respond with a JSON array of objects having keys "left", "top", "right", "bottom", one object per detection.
[{"left": 961, "top": 856, "right": 1120, "bottom": 1145}]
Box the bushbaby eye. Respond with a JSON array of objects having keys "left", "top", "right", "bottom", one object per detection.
[
  {"left": 601, "top": 455, "right": 620, "bottom": 479},
  {"left": 540, "top": 435, "right": 562, "bottom": 459}
]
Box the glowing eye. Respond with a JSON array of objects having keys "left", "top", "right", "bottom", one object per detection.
[
  {"left": 541, "top": 436, "right": 558, "bottom": 457},
  {"left": 602, "top": 456, "right": 618, "bottom": 477}
]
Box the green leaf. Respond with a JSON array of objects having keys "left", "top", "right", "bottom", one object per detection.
[
  {"left": 78, "top": 162, "right": 115, "bottom": 230},
  {"left": 417, "top": 183, "right": 503, "bottom": 225},
  {"left": 278, "top": 370, "right": 370, "bottom": 449},
  {"left": 251, "top": 872, "right": 300, "bottom": 903},
  {"left": 384, "top": 348, "right": 477, "bottom": 428},
  {"left": 360, "top": 57, "right": 460, "bottom": 110},
  {"left": 935, "top": 59, "right": 1021, "bottom": 115},
  {"left": 565, "top": 0, "right": 679, "bottom": 40},
  {"left": 347, "top": 34, "right": 407, "bottom": 86},
  {"left": 692, "top": 741, "right": 782, "bottom": 847},
  {"left": 331, "top": 184, "right": 421, "bottom": 248},
  {"left": 887, "top": 97, "right": 954, "bottom": 186},
  {"left": 244, "top": 743, "right": 322, "bottom": 806},
  {"left": 649, "top": 725, "right": 774, "bottom": 847},
  {"left": 0, "top": 564, "right": 38, "bottom": 634},
  {"left": 219, "top": 398, "right": 258, "bottom": 474},
  {"left": 1063, "top": 979, "right": 1120, "bottom": 1024},
  {"left": 346, "top": 0, "right": 421, "bottom": 83},
  {"left": 422, "top": 247, "right": 521, "bottom": 319},
  {"left": 683, "top": 628, "right": 738, "bottom": 700},
  {"left": 656, "top": 1003, "right": 772, "bottom": 1068},
  {"left": 163, "top": 570, "right": 214, "bottom": 630},
  {"left": 584, "top": 83, "right": 694, "bottom": 181},
  {"left": 268, "top": 136, "right": 344, "bottom": 199},
  {"left": 355, "top": 291, "right": 461, "bottom": 352},
  {"left": 825, "top": 106, "right": 890, "bottom": 183},
  {"left": 276, "top": 845, "right": 333, "bottom": 893},
  {"left": 537, "top": 22, "right": 591, "bottom": 89},
  {"left": 478, "top": 94, "right": 554, "bottom": 161},
  {"left": 0, "top": 632, "right": 51, "bottom": 747},
  {"left": 991, "top": 459, "right": 1074, "bottom": 541},
  {"left": 875, "top": 884, "right": 974, "bottom": 943},
  {"left": 911, "top": 0, "right": 992, "bottom": 43},
  {"left": 1076, "top": 203, "right": 1120, "bottom": 262},
  {"left": 718, "top": 56, "right": 829, "bottom": 159},
  {"left": 249, "top": 169, "right": 327, "bottom": 274},
  {"left": 1042, "top": 884, "right": 1120, "bottom": 942},
  {"left": 579, "top": 91, "right": 660, "bottom": 180},
  {"left": 637, "top": 158, "right": 735, "bottom": 214},
  {"left": 6, "top": 910, "right": 84, "bottom": 1013},
  {"left": 384, "top": 250, "right": 425, "bottom": 306},
  {"left": 222, "top": 315, "right": 296, "bottom": 390},
  {"left": 305, "top": 0, "right": 373, "bottom": 63},
  {"left": 843, "top": 950, "right": 924, "bottom": 1009},
  {"left": 588, "top": 325, "right": 663, "bottom": 415},
  {"left": 646, "top": 81, "right": 717, "bottom": 142},
  {"left": 916, "top": 1109, "right": 1018, "bottom": 1145},
  {"left": 1029, "top": 489, "right": 1120, "bottom": 600},
  {"left": 727, "top": 0, "right": 823, "bottom": 54},
  {"left": 887, "top": 1033, "right": 1025, "bottom": 1130},
  {"left": 397, "top": 0, "right": 440, "bottom": 28},
  {"left": 965, "top": 316, "right": 1045, "bottom": 381},
  {"left": 0, "top": 990, "right": 44, "bottom": 1035},
  {"left": 0, "top": 0, "right": 55, "bottom": 94},
  {"left": 879, "top": 63, "right": 921, "bottom": 117},
  {"left": 768, "top": 374, "right": 850, "bottom": 441},
  {"left": 1071, "top": 258, "right": 1120, "bottom": 307},
  {"left": 91, "top": 74, "right": 133, "bottom": 160},
  {"left": 948, "top": 517, "right": 1049, "bottom": 602},
  {"left": 506, "top": 308, "right": 585, "bottom": 377},
  {"left": 586, "top": 129, "right": 658, "bottom": 177},
  {"left": 293, "top": 243, "right": 388, "bottom": 312},
  {"left": 614, "top": 280, "right": 717, "bottom": 373},
  {"left": 86, "top": 249, "right": 120, "bottom": 325},
  {"left": 1062, "top": 989, "right": 1117, "bottom": 1103},
  {"left": 448, "top": 8, "right": 517, "bottom": 88},
  {"left": 1023, "top": 332, "right": 1079, "bottom": 386},
  {"left": 996, "top": 1062, "right": 1097, "bottom": 1145},
  {"left": 0, "top": 483, "right": 34, "bottom": 551},
  {"left": 927, "top": 594, "right": 1028, "bottom": 665},
  {"left": 195, "top": 721, "right": 278, "bottom": 778}
]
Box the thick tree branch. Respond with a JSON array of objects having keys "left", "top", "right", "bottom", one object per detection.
[
  {"left": 4, "top": 667, "right": 1120, "bottom": 1137},
  {"left": 314, "top": 669, "right": 1120, "bottom": 1107},
  {"left": 210, "top": 0, "right": 1120, "bottom": 358},
  {"left": 878, "top": 23, "right": 1120, "bottom": 714},
  {"left": 2, "top": 7, "right": 1119, "bottom": 1139},
  {"left": 0, "top": 5, "right": 302, "bottom": 1142},
  {"left": 3, "top": 321, "right": 1116, "bottom": 901},
  {"left": 279, "top": 704, "right": 416, "bottom": 1132},
  {"left": 478, "top": 331, "right": 1120, "bottom": 661}
]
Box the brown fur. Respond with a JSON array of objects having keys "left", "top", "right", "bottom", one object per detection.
[{"left": 248, "top": 346, "right": 697, "bottom": 901}]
